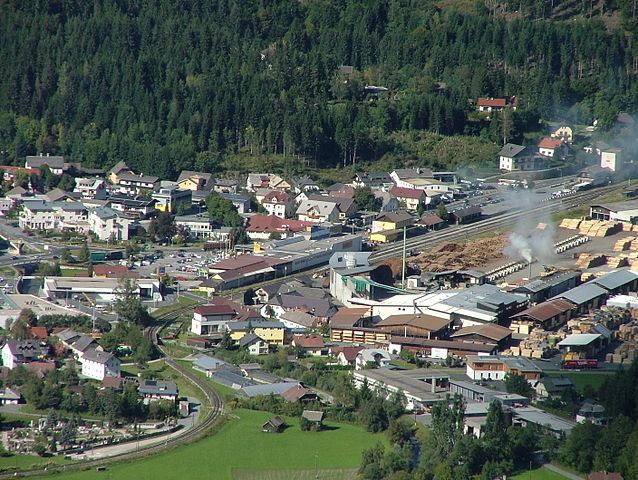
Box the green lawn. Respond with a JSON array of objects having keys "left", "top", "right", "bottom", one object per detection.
[
  {"left": 0, "top": 453, "right": 70, "bottom": 474},
  {"left": 60, "top": 268, "right": 88, "bottom": 277},
  {"left": 38, "top": 409, "right": 385, "bottom": 480},
  {"left": 511, "top": 466, "right": 573, "bottom": 480},
  {"left": 549, "top": 372, "right": 610, "bottom": 394}
]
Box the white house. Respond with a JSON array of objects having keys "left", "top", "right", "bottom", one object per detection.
[
  {"left": 138, "top": 379, "right": 178, "bottom": 403},
  {"left": 498, "top": 144, "right": 541, "bottom": 171},
  {"left": 74, "top": 177, "right": 107, "bottom": 200},
  {"left": 191, "top": 303, "right": 238, "bottom": 335},
  {"left": 117, "top": 172, "right": 160, "bottom": 195},
  {"left": 88, "top": 206, "right": 135, "bottom": 241},
  {"left": 262, "top": 190, "right": 293, "bottom": 218},
  {"left": 80, "top": 349, "right": 121, "bottom": 381},
  {"left": 355, "top": 349, "right": 391, "bottom": 370},
  {"left": 19, "top": 201, "right": 88, "bottom": 231},
  {"left": 174, "top": 214, "right": 216, "bottom": 240},
  {"left": 296, "top": 199, "right": 340, "bottom": 223},
  {"left": 1, "top": 340, "right": 49, "bottom": 369},
  {"left": 239, "top": 333, "right": 269, "bottom": 355}
]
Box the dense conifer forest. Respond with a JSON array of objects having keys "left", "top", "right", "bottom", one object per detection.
[{"left": 0, "top": 0, "right": 636, "bottom": 178}]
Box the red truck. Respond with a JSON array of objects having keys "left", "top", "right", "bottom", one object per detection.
[{"left": 562, "top": 359, "right": 598, "bottom": 369}]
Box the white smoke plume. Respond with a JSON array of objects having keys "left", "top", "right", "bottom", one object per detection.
[{"left": 501, "top": 187, "right": 557, "bottom": 265}]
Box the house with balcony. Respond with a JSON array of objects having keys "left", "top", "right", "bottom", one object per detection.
[
  {"left": 152, "top": 185, "right": 192, "bottom": 213},
  {"left": 117, "top": 172, "right": 160, "bottom": 196},
  {"left": 191, "top": 303, "right": 240, "bottom": 335},
  {"left": 296, "top": 199, "right": 340, "bottom": 223},
  {"left": 138, "top": 379, "right": 178, "bottom": 403},
  {"left": 262, "top": 190, "right": 293, "bottom": 218},
  {"left": 1, "top": 340, "right": 50, "bottom": 369},
  {"left": 88, "top": 206, "right": 135, "bottom": 241},
  {"left": 175, "top": 214, "right": 216, "bottom": 240},
  {"left": 107, "top": 160, "right": 133, "bottom": 184},
  {"left": 80, "top": 348, "right": 121, "bottom": 381},
  {"left": 498, "top": 144, "right": 542, "bottom": 171},
  {"left": 107, "top": 196, "right": 157, "bottom": 219},
  {"left": 247, "top": 173, "right": 290, "bottom": 192},
  {"left": 74, "top": 177, "right": 107, "bottom": 200},
  {"left": 176, "top": 170, "right": 214, "bottom": 191},
  {"left": 390, "top": 187, "right": 427, "bottom": 211},
  {"left": 19, "top": 200, "right": 88, "bottom": 232}
]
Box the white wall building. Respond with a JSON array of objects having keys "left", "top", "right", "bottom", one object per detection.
[
  {"left": 88, "top": 206, "right": 135, "bottom": 241},
  {"left": 74, "top": 178, "right": 107, "bottom": 200},
  {"left": 80, "top": 349, "right": 121, "bottom": 381}
]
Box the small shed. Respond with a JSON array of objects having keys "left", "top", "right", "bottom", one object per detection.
[
  {"left": 301, "top": 410, "right": 325, "bottom": 424},
  {"left": 262, "top": 416, "right": 285, "bottom": 433}
]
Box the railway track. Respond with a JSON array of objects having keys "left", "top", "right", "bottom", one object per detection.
[
  {"left": 369, "top": 184, "right": 617, "bottom": 263},
  {"left": 0, "top": 304, "right": 222, "bottom": 478}
]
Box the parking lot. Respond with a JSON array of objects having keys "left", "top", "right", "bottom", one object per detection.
[{"left": 132, "top": 247, "right": 226, "bottom": 280}]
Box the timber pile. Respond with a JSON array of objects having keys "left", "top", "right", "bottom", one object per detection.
[
  {"left": 608, "top": 255, "right": 629, "bottom": 268},
  {"left": 576, "top": 253, "right": 607, "bottom": 269},
  {"left": 614, "top": 237, "right": 635, "bottom": 251},
  {"left": 559, "top": 218, "right": 581, "bottom": 230},
  {"left": 629, "top": 239, "right": 638, "bottom": 251},
  {"left": 412, "top": 235, "right": 508, "bottom": 272},
  {"left": 620, "top": 222, "right": 638, "bottom": 232},
  {"left": 578, "top": 220, "right": 620, "bottom": 237}
]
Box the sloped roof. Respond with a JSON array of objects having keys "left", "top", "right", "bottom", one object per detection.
[
  {"left": 538, "top": 137, "right": 563, "bottom": 149},
  {"left": 590, "top": 269, "right": 638, "bottom": 291},
  {"left": 263, "top": 190, "right": 291, "bottom": 203},
  {"left": 241, "top": 382, "right": 300, "bottom": 398},
  {"left": 450, "top": 323, "right": 512, "bottom": 342},
  {"left": 193, "top": 355, "right": 226, "bottom": 371},
  {"left": 376, "top": 314, "right": 451, "bottom": 332},
  {"left": 301, "top": 410, "right": 325, "bottom": 422},
  {"left": 332, "top": 346, "right": 365, "bottom": 361},
  {"left": 239, "top": 333, "right": 265, "bottom": 347},
  {"left": 478, "top": 97, "right": 507, "bottom": 107},
  {"left": 511, "top": 298, "right": 575, "bottom": 322},
  {"left": 281, "top": 384, "right": 313, "bottom": 402},
  {"left": 498, "top": 143, "right": 528, "bottom": 158},
  {"left": 82, "top": 348, "right": 117, "bottom": 365},
  {"left": 292, "top": 335, "right": 324, "bottom": 349},
  {"left": 330, "top": 308, "right": 369, "bottom": 327},
  {"left": 559, "top": 283, "right": 608, "bottom": 305},
  {"left": 418, "top": 214, "right": 444, "bottom": 226},
  {"left": 390, "top": 186, "right": 426, "bottom": 199}
]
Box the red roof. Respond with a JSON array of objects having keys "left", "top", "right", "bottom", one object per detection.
[
  {"left": 0, "top": 166, "right": 41, "bottom": 176},
  {"left": 27, "top": 362, "right": 55, "bottom": 378},
  {"left": 478, "top": 97, "right": 507, "bottom": 107},
  {"left": 263, "top": 190, "right": 291, "bottom": 203},
  {"left": 330, "top": 308, "right": 369, "bottom": 327},
  {"left": 281, "top": 384, "right": 313, "bottom": 402},
  {"left": 93, "top": 264, "right": 134, "bottom": 278},
  {"left": 194, "top": 304, "right": 236, "bottom": 316},
  {"left": 292, "top": 334, "right": 324, "bottom": 349},
  {"left": 29, "top": 327, "right": 48, "bottom": 339},
  {"left": 390, "top": 186, "right": 426, "bottom": 199},
  {"left": 332, "top": 346, "right": 364, "bottom": 362},
  {"left": 538, "top": 137, "right": 563, "bottom": 149},
  {"left": 418, "top": 215, "right": 444, "bottom": 226},
  {"left": 247, "top": 214, "right": 312, "bottom": 233}
]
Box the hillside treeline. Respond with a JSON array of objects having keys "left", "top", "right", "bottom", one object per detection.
[{"left": 0, "top": 0, "right": 635, "bottom": 177}]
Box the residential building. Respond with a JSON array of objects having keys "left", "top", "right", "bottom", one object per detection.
[
  {"left": 88, "top": 206, "right": 135, "bottom": 241},
  {"left": 371, "top": 211, "right": 415, "bottom": 234},
  {"left": 212, "top": 178, "right": 238, "bottom": 194},
  {"left": 107, "top": 160, "right": 133, "bottom": 184},
  {"left": 2, "top": 340, "right": 49, "bottom": 369},
  {"left": 138, "top": 379, "right": 178, "bottom": 403},
  {"left": 246, "top": 173, "right": 290, "bottom": 192},
  {"left": 352, "top": 172, "right": 394, "bottom": 191},
  {"left": 465, "top": 355, "right": 541, "bottom": 382},
  {"left": 390, "top": 187, "right": 427, "bottom": 211},
  {"left": 176, "top": 170, "right": 214, "bottom": 191},
  {"left": 246, "top": 214, "right": 312, "bottom": 240},
  {"left": 535, "top": 376, "right": 575, "bottom": 400},
  {"left": 80, "top": 349, "right": 121, "bottom": 381},
  {"left": 551, "top": 125, "right": 573, "bottom": 143},
  {"left": 296, "top": 199, "right": 340, "bottom": 223},
  {"left": 191, "top": 302, "right": 240, "bottom": 335},
  {"left": 576, "top": 400, "right": 606, "bottom": 425},
  {"left": 262, "top": 190, "right": 293, "bottom": 218},
  {"left": 0, "top": 388, "right": 21, "bottom": 405},
  {"left": 477, "top": 96, "right": 518, "bottom": 113},
  {"left": 117, "top": 172, "right": 160, "bottom": 196},
  {"left": 19, "top": 200, "right": 88, "bottom": 231},
  {"left": 332, "top": 345, "right": 365, "bottom": 366},
  {"left": 290, "top": 175, "right": 321, "bottom": 194},
  {"left": 192, "top": 355, "right": 227, "bottom": 377},
  {"left": 226, "top": 321, "right": 286, "bottom": 345},
  {"left": 262, "top": 294, "right": 336, "bottom": 324},
  {"left": 151, "top": 185, "right": 192, "bottom": 213},
  {"left": 498, "top": 144, "right": 541, "bottom": 171},
  {"left": 174, "top": 214, "right": 215, "bottom": 240},
  {"left": 355, "top": 349, "right": 392, "bottom": 370},
  {"left": 219, "top": 192, "right": 251, "bottom": 214},
  {"left": 239, "top": 333, "right": 269, "bottom": 355},
  {"left": 25, "top": 155, "right": 66, "bottom": 174},
  {"left": 306, "top": 194, "right": 358, "bottom": 220},
  {"left": 74, "top": 177, "right": 107, "bottom": 200},
  {"left": 538, "top": 138, "right": 564, "bottom": 157},
  {"left": 291, "top": 335, "right": 325, "bottom": 356},
  {"left": 107, "top": 196, "right": 157, "bottom": 219}
]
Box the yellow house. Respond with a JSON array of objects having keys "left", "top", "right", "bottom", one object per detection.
[
  {"left": 228, "top": 321, "right": 286, "bottom": 345},
  {"left": 370, "top": 228, "right": 403, "bottom": 244},
  {"left": 176, "top": 171, "right": 214, "bottom": 191},
  {"left": 107, "top": 160, "right": 133, "bottom": 185},
  {"left": 371, "top": 211, "right": 415, "bottom": 234}
]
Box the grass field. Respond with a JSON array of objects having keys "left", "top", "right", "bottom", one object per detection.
[
  {"left": 60, "top": 268, "right": 88, "bottom": 277},
  {"left": 511, "top": 466, "right": 573, "bottom": 480},
  {"left": 549, "top": 372, "right": 610, "bottom": 393},
  {"left": 39, "top": 409, "right": 385, "bottom": 480},
  {"left": 232, "top": 468, "right": 358, "bottom": 480}
]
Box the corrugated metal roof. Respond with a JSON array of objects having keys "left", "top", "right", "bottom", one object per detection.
[
  {"left": 590, "top": 269, "right": 638, "bottom": 291},
  {"left": 557, "top": 333, "right": 601, "bottom": 347},
  {"left": 559, "top": 283, "right": 607, "bottom": 305},
  {"left": 241, "top": 382, "right": 300, "bottom": 398}
]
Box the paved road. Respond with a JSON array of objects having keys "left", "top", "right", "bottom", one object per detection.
[{"left": 543, "top": 463, "right": 585, "bottom": 480}]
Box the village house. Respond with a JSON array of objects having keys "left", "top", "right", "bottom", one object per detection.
[
  {"left": 88, "top": 206, "right": 136, "bottom": 241},
  {"left": 246, "top": 214, "right": 313, "bottom": 240},
  {"left": 19, "top": 200, "right": 88, "bottom": 231},
  {"left": 355, "top": 349, "right": 392, "bottom": 370},
  {"left": 550, "top": 125, "right": 573, "bottom": 143},
  {"left": 219, "top": 192, "right": 252, "bottom": 214},
  {"left": 498, "top": 144, "right": 541, "bottom": 171},
  {"left": 191, "top": 302, "right": 239, "bottom": 335},
  {"left": 390, "top": 187, "right": 427, "bottom": 211},
  {"left": 465, "top": 355, "right": 541, "bottom": 382},
  {"left": 262, "top": 190, "right": 293, "bottom": 218},
  {"left": 138, "top": 379, "right": 179, "bottom": 403},
  {"left": 296, "top": 199, "right": 340, "bottom": 223},
  {"left": 262, "top": 294, "right": 336, "bottom": 325},
  {"left": 306, "top": 194, "right": 358, "bottom": 221},
  {"left": 176, "top": 170, "right": 215, "bottom": 191},
  {"left": 174, "top": 214, "right": 216, "bottom": 240},
  {"left": 371, "top": 211, "right": 415, "bottom": 234},
  {"left": 152, "top": 185, "right": 192, "bottom": 213},
  {"left": 80, "top": 349, "right": 121, "bottom": 381},
  {"left": 107, "top": 160, "right": 133, "bottom": 184},
  {"left": 291, "top": 335, "right": 325, "bottom": 357},
  {"left": 332, "top": 345, "right": 365, "bottom": 366},
  {"left": 226, "top": 321, "right": 286, "bottom": 345},
  {"left": 538, "top": 137, "right": 565, "bottom": 157},
  {"left": 0, "top": 388, "right": 21, "bottom": 405},
  {"left": 247, "top": 173, "right": 290, "bottom": 192},
  {"left": 107, "top": 196, "right": 157, "bottom": 219},
  {"left": 1, "top": 340, "right": 50, "bottom": 369},
  {"left": 73, "top": 177, "right": 107, "bottom": 200},
  {"left": 535, "top": 376, "right": 575, "bottom": 400},
  {"left": 117, "top": 172, "right": 160, "bottom": 196},
  {"left": 25, "top": 154, "right": 67, "bottom": 175},
  {"left": 239, "top": 333, "right": 270, "bottom": 355},
  {"left": 476, "top": 96, "right": 518, "bottom": 113},
  {"left": 291, "top": 175, "right": 321, "bottom": 194},
  {"left": 352, "top": 172, "right": 395, "bottom": 191}
]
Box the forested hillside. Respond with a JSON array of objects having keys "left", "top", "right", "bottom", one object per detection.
[{"left": 0, "top": 0, "right": 636, "bottom": 178}]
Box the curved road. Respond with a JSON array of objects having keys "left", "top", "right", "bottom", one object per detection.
[{"left": 0, "top": 304, "right": 222, "bottom": 478}]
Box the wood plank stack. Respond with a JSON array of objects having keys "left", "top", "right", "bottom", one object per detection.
[
  {"left": 608, "top": 255, "right": 629, "bottom": 268},
  {"left": 614, "top": 237, "right": 635, "bottom": 251},
  {"left": 559, "top": 218, "right": 581, "bottom": 230},
  {"left": 578, "top": 220, "right": 620, "bottom": 237},
  {"left": 576, "top": 253, "right": 607, "bottom": 269}
]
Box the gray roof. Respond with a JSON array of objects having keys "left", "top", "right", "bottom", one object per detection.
[
  {"left": 119, "top": 172, "right": 160, "bottom": 184},
  {"left": 301, "top": 410, "right": 325, "bottom": 422},
  {"left": 591, "top": 199, "right": 638, "bottom": 213},
  {"left": 241, "top": 382, "right": 300, "bottom": 398},
  {"left": 239, "top": 333, "right": 264, "bottom": 347},
  {"left": 56, "top": 329, "right": 81, "bottom": 343},
  {"left": 513, "top": 406, "right": 575, "bottom": 433},
  {"left": 227, "top": 321, "right": 284, "bottom": 331},
  {"left": 138, "top": 379, "right": 178, "bottom": 396},
  {"left": 269, "top": 294, "right": 336, "bottom": 318},
  {"left": 72, "top": 335, "right": 97, "bottom": 353},
  {"left": 26, "top": 155, "right": 65, "bottom": 169},
  {"left": 220, "top": 193, "right": 250, "bottom": 203},
  {"left": 590, "top": 269, "right": 638, "bottom": 291},
  {"left": 279, "top": 310, "right": 314, "bottom": 328},
  {"left": 193, "top": 355, "right": 226, "bottom": 371},
  {"left": 559, "top": 283, "right": 608, "bottom": 305},
  {"left": 498, "top": 143, "right": 529, "bottom": 158},
  {"left": 90, "top": 206, "right": 120, "bottom": 220},
  {"left": 213, "top": 369, "right": 256, "bottom": 388},
  {"left": 82, "top": 348, "right": 117, "bottom": 365}
]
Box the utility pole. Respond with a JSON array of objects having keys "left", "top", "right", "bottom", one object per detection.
[{"left": 401, "top": 226, "right": 407, "bottom": 289}]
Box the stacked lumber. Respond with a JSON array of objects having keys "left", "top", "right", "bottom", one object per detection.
[
  {"left": 578, "top": 220, "right": 620, "bottom": 237},
  {"left": 614, "top": 237, "right": 635, "bottom": 251},
  {"left": 559, "top": 218, "right": 581, "bottom": 230},
  {"left": 629, "top": 239, "right": 638, "bottom": 251},
  {"left": 618, "top": 222, "right": 638, "bottom": 232},
  {"left": 608, "top": 255, "right": 629, "bottom": 268},
  {"left": 576, "top": 253, "right": 607, "bottom": 269}
]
